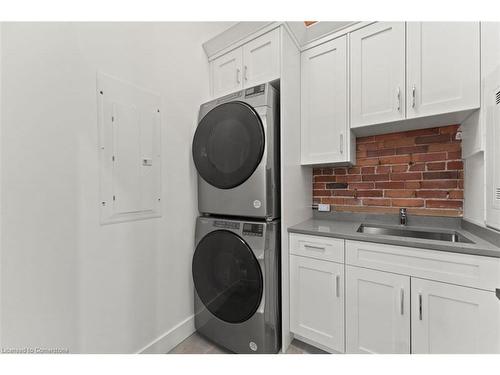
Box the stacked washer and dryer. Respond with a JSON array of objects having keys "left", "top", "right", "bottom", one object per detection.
[{"left": 191, "top": 83, "right": 281, "bottom": 354}]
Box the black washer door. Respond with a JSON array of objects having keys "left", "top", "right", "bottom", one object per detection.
[
  {"left": 192, "top": 230, "right": 263, "bottom": 324},
  {"left": 192, "top": 101, "right": 265, "bottom": 189}
]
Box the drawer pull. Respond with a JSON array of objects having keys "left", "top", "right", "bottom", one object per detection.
[
  {"left": 303, "top": 244, "right": 326, "bottom": 252},
  {"left": 419, "top": 293, "right": 423, "bottom": 320},
  {"left": 412, "top": 85, "right": 416, "bottom": 108},
  {"left": 396, "top": 86, "right": 401, "bottom": 111},
  {"left": 400, "top": 288, "right": 404, "bottom": 315},
  {"left": 336, "top": 275, "right": 340, "bottom": 298}
]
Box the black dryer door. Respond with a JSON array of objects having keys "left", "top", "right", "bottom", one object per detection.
[
  {"left": 192, "top": 101, "right": 264, "bottom": 189},
  {"left": 192, "top": 230, "right": 263, "bottom": 324}
]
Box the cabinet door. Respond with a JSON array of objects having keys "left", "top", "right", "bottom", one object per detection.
[
  {"left": 242, "top": 28, "right": 280, "bottom": 88},
  {"left": 406, "top": 22, "right": 480, "bottom": 118},
  {"left": 412, "top": 278, "right": 500, "bottom": 353},
  {"left": 211, "top": 48, "right": 243, "bottom": 97},
  {"left": 345, "top": 266, "right": 410, "bottom": 353},
  {"left": 301, "top": 36, "right": 349, "bottom": 165},
  {"left": 350, "top": 22, "right": 406, "bottom": 128},
  {"left": 290, "top": 255, "right": 344, "bottom": 353}
]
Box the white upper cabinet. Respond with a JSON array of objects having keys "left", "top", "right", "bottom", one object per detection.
[
  {"left": 290, "top": 255, "right": 345, "bottom": 353},
  {"left": 210, "top": 29, "right": 280, "bottom": 97},
  {"left": 406, "top": 22, "right": 480, "bottom": 118},
  {"left": 346, "top": 266, "right": 411, "bottom": 354},
  {"left": 211, "top": 48, "right": 243, "bottom": 97},
  {"left": 301, "top": 36, "right": 352, "bottom": 165},
  {"left": 350, "top": 22, "right": 406, "bottom": 128},
  {"left": 411, "top": 278, "right": 500, "bottom": 354},
  {"left": 242, "top": 28, "right": 280, "bottom": 88}
]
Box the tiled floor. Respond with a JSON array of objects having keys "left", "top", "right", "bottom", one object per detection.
[{"left": 169, "top": 332, "right": 327, "bottom": 354}]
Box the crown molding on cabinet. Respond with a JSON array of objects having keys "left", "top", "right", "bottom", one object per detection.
[
  {"left": 203, "top": 22, "right": 279, "bottom": 61},
  {"left": 299, "top": 21, "right": 373, "bottom": 51},
  {"left": 203, "top": 21, "right": 375, "bottom": 61}
]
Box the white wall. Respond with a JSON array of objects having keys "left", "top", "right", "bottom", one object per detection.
[{"left": 0, "top": 22, "right": 233, "bottom": 353}]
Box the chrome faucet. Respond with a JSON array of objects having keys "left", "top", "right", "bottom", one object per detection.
[{"left": 399, "top": 208, "right": 408, "bottom": 226}]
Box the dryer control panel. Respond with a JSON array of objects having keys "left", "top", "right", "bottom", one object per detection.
[
  {"left": 245, "top": 84, "right": 265, "bottom": 98},
  {"left": 242, "top": 223, "right": 264, "bottom": 237}
]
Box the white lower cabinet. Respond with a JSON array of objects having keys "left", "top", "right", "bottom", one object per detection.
[
  {"left": 345, "top": 266, "right": 410, "bottom": 353},
  {"left": 290, "top": 255, "right": 345, "bottom": 353},
  {"left": 289, "top": 235, "right": 500, "bottom": 354},
  {"left": 411, "top": 278, "right": 500, "bottom": 354}
]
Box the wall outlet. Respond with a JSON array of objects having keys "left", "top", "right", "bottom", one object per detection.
[{"left": 318, "top": 203, "right": 331, "bottom": 212}]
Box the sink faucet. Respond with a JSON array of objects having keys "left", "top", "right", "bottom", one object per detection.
[{"left": 399, "top": 208, "right": 408, "bottom": 226}]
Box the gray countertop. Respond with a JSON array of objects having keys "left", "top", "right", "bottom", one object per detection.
[{"left": 288, "top": 213, "right": 500, "bottom": 258}]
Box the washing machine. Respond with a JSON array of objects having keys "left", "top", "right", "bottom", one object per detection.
[
  {"left": 192, "top": 216, "right": 281, "bottom": 354},
  {"left": 192, "top": 83, "right": 279, "bottom": 219}
]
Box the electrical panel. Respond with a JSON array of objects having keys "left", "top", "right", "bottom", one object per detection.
[{"left": 97, "top": 72, "right": 161, "bottom": 224}]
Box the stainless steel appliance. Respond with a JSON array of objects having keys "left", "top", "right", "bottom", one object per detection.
[
  {"left": 192, "top": 216, "right": 281, "bottom": 353},
  {"left": 192, "top": 83, "right": 279, "bottom": 219}
]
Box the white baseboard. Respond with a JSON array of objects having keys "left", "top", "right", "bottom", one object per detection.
[{"left": 137, "top": 315, "right": 195, "bottom": 354}]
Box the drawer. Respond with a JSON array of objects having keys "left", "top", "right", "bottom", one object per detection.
[
  {"left": 345, "top": 240, "right": 500, "bottom": 291},
  {"left": 290, "top": 233, "right": 344, "bottom": 263}
]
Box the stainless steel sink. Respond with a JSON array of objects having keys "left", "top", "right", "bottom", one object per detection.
[{"left": 356, "top": 224, "right": 474, "bottom": 244}]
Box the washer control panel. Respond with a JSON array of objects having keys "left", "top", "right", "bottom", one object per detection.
[
  {"left": 213, "top": 220, "right": 240, "bottom": 230},
  {"left": 242, "top": 223, "right": 264, "bottom": 237}
]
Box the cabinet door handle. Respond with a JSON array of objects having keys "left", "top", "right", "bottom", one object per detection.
[
  {"left": 397, "top": 87, "right": 401, "bottom": 111},
  {"left": 244, "top": 65, "right": 248, "bottom": 81},
  {"left": 412, "top": 85, "right": 416, "bottom": 108},
  {"left": 336, "top": 275, "right": 340, "bottom": 298},
  {"left": 400, "top": 288, "right": 404, "bottom": 315},
  {"left": 419, "top": 293, "right": 423, "bottom": 320},
  {"left": 339, "top": 133, "right": 344, "bottom": 154},
  {"left": 236, "top": 68, "right": 241, "bottom": 84},
  {"left": 304, "top": 244, "right": 326, "bottom": 252}
]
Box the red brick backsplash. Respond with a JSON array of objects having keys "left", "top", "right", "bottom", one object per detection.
[{"left": 312, "top": 125, "right": 464, "bottom": 217}]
